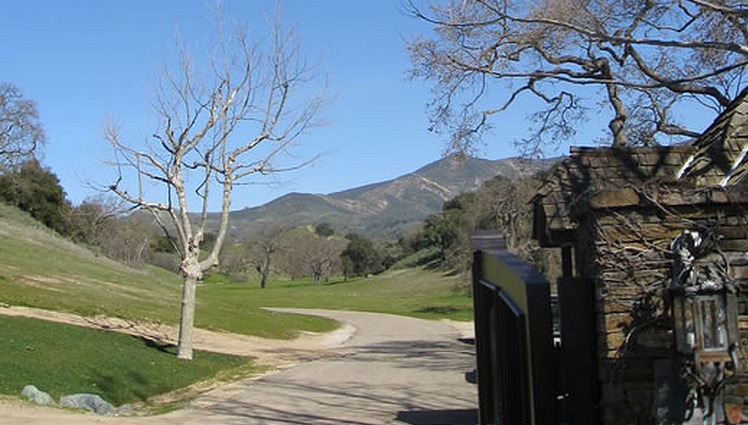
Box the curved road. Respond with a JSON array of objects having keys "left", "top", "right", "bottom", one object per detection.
[{"left": 4, "top": 309, "right": 478, "bottom": 425}]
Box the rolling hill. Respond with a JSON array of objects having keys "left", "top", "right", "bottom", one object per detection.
[{"left": 222, "top": 155, "right": 558, "bottom": 239}]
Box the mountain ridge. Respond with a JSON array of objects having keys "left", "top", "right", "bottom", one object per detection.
[{"left": 222, "top": 155, "right": 558, "bottom": 239}]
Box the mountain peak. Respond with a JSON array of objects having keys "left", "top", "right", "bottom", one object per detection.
[{"left": 226, "top": 156, "right": 557, "bottom": 239}]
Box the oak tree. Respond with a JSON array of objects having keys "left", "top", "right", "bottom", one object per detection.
[
  {"left": 0, "top": 159, "right": 70, "bottom": 234},
  {"left": 247, "top": 227, "right": 288, "bottom": 288}
]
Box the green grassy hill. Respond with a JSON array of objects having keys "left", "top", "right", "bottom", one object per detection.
[
  {"left": 0, "top": 203, "right": 335, "bottom": 336},
  {"left": 0, "top": 203, "right": 472, "bottom": 336},
  {"left": 0, "top": 203, "right": 180, "bottom": 322}
]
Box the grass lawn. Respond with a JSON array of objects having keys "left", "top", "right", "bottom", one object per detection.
[
  {"left": 198, "top": 266, "right": 474, "bottom": 337},
  {"left": 0, "top": 316, "right": 252, "bottom": 406},
  {"left": 0, "top": 201, "right": 337, "bottom": 338}
]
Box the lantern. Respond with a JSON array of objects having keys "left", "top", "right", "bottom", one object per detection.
[{"left": 671, "top": 291, "right": 736, "bottom": 361}]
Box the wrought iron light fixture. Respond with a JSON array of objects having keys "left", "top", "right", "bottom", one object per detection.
[{"left": 669, "top": 230, "right": 740, "bottom": 421}]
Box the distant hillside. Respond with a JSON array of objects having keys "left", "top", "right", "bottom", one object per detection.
[{"left": 223, "top": 155, "right": 558, "bottom": 239}]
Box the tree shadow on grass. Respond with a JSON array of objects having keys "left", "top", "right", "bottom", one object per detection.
[
  {"left": 137, "top": 336, "right": 176, "bottom": 355},
  {"left": 415, "top": 305, "right": 461, "bottom": 315},
  {"left": 92, "top": 369, "right": 150, "bottom": 404}
]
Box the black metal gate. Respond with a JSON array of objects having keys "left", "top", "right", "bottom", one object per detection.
[{"left": 472, "top": 247, "right": 556, "bottom": 425}]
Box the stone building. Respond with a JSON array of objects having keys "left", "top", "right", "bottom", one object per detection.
[{"left": 533, "top": 88, "right": 748, "bottom": 424}]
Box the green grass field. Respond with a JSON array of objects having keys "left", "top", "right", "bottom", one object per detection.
[
  {"left": 0, "top": 203, "right": 472, "bottom": 338},
  {"left": 199, "top": 268, "right": 474, "bottom": 338}
]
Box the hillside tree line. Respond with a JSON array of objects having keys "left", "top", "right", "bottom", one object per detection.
[
  {"left": 401, "top": 171, "right": 561, "bottom": 281},
  {"left": 0, "top": 84, "right": 157, "bottom": 265},
  {"left": 220, "top": 223, "right": 392, "bottom": 287}
]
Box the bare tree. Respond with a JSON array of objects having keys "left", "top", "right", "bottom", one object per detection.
[
  {"left": 407, "top": 0, "right": 748, "bottom": 155},
  {"left": 237, "top": 227, "right": 288, "bottom": 288},
  {"left": 104, "top": 12, "right": 326, "bottom": 360},
  {"left": 69, "top": 195, "right": 128, "bottom": 247},
  {"left": 0, "top": 83, "right": 45, "bottom": 171},
  {"left": 100, "top": 214, "right": 155, "bottom": 264},
  {"left": 282, "top": 231, "right": 345, "bottom": 284}
]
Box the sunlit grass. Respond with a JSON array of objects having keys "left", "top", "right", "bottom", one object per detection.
[{"left": 200, "top": 267, "right": 474, "bottom": 326}]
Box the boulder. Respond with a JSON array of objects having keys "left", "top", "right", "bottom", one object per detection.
[
  {"left": 21, "top": 385, "right": 56, "bottom": 407},
  {"left": 60, "top": 393, "right": 116, "bottom": 416}
]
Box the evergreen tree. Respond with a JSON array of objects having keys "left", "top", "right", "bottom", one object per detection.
[
  {"left": 0, "top": 159, "right": 70, "bottom": 234},
  {"left": 341, "top": 233, "right": 383, "bottom": 279}
]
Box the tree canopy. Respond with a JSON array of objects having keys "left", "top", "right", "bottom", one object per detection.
[
  {"left": 341, "top": 233, "right": 384, "bottom": 278},
  {"left": 408, "top": 0, "right": 748, "bottom": 155},
  {"left": 0, "top": 159, "right": 69, "bottom": 234},
  {"left": 0, "top": 83, "right": 45, "bottom": 171}
]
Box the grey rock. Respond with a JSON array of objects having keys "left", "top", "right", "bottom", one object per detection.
[
  {"left": 115, "top": 403, "right": 132, "bottom": 415},
  {"left": 21, "top": 385, "right": 56, "bottom": 407},
  {"left": 60, "top": 393, "right": 116, "bottom": 415}
]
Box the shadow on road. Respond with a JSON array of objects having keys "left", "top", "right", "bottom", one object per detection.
[
  {"left": 348, "top": 339, "right": 475, "bottom": 371},
  {"left": 396, "top": 408, "right": 478, "bottom": 425},
  {"left": 196, "top": 361, "right": 477, "bottom": 425}
]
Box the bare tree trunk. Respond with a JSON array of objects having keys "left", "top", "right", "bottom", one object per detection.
[
  {"left": 177, "top": 256, "right": 201, "bottom": 360},
  {"left": 103, "top": 9, "right": 326, "bottom": 361},
  {"left": 260, "top": 253, "right": 271, "bottom": 288},
  {"left": 260, "top": 268, "right": 269, "bottom": 289},
  {"left": 176, "top": 275, "right": 197, "bottom": 360},
  {"left": 607, "top": 82, "right": 629, "bottom": 147}
]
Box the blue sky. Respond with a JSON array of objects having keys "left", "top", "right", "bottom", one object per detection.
[{"left": 3, "top": 0, "right": 573, "bottom": 210}]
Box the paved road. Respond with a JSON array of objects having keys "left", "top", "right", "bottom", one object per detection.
[
  {"left": 3, "top": 309, "right": 478, "bottom": 425},
  {"left": 183, "top": 309, "right": 478, "bottom": 425}
]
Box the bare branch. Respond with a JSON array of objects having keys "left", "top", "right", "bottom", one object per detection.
[
  {"left": 408, "top": 0, "right": 748, "bottom": 152},
  {"left": 0, "top": 83, "right": 45, "bottom": 171}
]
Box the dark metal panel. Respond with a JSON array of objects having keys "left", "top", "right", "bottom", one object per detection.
[
  {"left": 472, "top": 249, "right": 557, "bottom": 425},
  {"left": 557, "top": 276, "right": 600, "bottom": 424}
]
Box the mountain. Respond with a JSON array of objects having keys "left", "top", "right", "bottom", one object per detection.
[{"left": 222, "top": 155, "right": 558, "bottom": 239}]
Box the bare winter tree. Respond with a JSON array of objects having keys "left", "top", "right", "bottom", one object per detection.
[
  {"left": 0, "top": 83, "right": 45, "bottom": 171},
  {"left": 246, "top": 227, "right": 288, "bottom": 288},
  {"left": 407, "top": 0, "right": 748, "bottom": 155},
  {"left": 69, "top": 195, "right": 154, "bottom": 264},
  {"left": 104, "top": 13, "right": 326, "bottom": 360},
  {"left": 282, "top": 231, "right": 345, "bottom": 284}
]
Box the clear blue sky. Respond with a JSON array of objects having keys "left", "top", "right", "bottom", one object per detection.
[{"left": 3, "top": 0, "right": 569, "bottom": 210}]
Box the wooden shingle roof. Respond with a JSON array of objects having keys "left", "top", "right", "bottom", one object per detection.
[
  {"left": 677, "top": 86, "right": 748, "bottom": 187},
  {"left": 533, "top": 88, "right": 748, "bottom": 247}
]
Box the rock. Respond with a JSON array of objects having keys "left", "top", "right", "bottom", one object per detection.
[
  {"left": 60, "top": 393, "right": 116, "bottom": 415},
  {"left": 115, "top": 403, "right": 132, "bottom": 415},
  {"left": 21, "top": 385, "right": 56, "bottom": 407}
]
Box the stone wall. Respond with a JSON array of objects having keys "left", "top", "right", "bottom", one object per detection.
[{"left": 580, "top": 187, "right": 748, "bottom": 425}]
